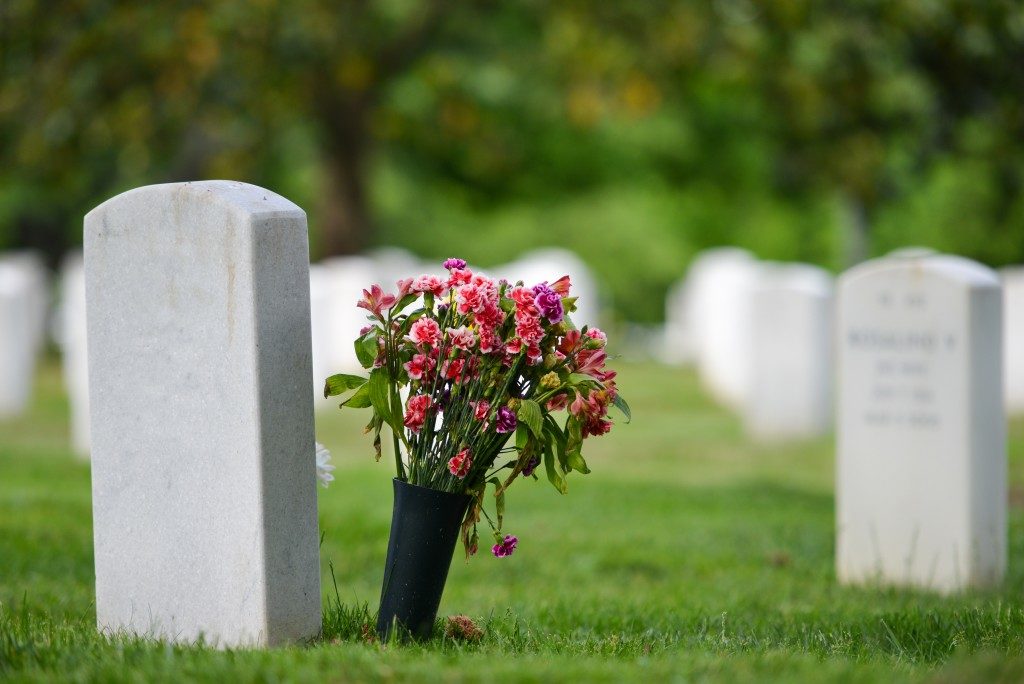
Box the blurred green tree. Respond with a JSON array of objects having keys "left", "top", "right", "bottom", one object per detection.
[{"left": 0, "top": 0, "right": 1021, "bottom": 322}]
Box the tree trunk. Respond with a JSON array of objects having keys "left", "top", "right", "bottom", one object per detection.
[
  {"left": 842, "top": 194, "right": 871, "bottom": 266},
  {"left": 318, "top": 98, "right": 373, "bottom": 258}
]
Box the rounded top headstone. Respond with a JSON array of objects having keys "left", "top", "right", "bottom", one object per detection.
[
  {"left": 842, "top": 252, "right": 999, "bottom": 290},
  {"left": 85, "top": 181, "right": 305, "bottom": 228}
]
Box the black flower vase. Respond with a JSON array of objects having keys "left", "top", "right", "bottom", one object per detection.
[{"left": 377, "top": 478, "right": 472, "bottom": 641}]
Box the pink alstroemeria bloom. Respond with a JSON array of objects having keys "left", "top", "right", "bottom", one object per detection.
[
  {"left": 549, "top": 275, "right": 571, "bottom": 296},
  {"left": 357, "top": 284, "right": 397, "bottom": 318},
  {"left": 396, "top": 277, "right": 415, "bottom": 298}
]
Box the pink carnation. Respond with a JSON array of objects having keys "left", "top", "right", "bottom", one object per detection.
[
  {"left": 509, "top": 287, "right": 538, "bottom": 315},
  {"left": 443, "top": 357, "right": 466, "bottom": 381},
  {"left": 404, "top": 353, "right": 433, "bottom": 381},
  {"left": 412, "top": 274, "right": 447, "bottom": 297},
  {"left": 585, "top": 328, "right": 607, "bottom": 347},
  {"left": 478, "top": 328, "right": 503, "bottom": 355},
  {"left": 448, "top": 448, "right": 472, "bottom": 479},
  {"left": 404, "top": 394, "right": 432, "bottom": 433},
  {"left": 407, "top": 317, "right": 442, "bottom": 347},
  {"left": 447, "top": 325, "right": 477, "bottom": 351},
  {"left": 514, "top": 315, "right": 545, "bottom": 346},
  {"left": 448, "top": 268, "right": 473, "bottom": 287},
  {"left": 471, "top": 399, "right": 490, "bottom": 422},
  {"left": 456, "top": 283, "right": 495, "bottom": 315}
]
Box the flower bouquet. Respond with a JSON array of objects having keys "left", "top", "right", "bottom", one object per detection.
[{"left": 324, "top": 257, "right": 628, "bottom": 640}]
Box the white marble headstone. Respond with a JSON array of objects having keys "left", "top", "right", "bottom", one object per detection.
[
  {"left": 85, "top": 181, "right": 321, "bottom": 646},
  {"left": 836, "top": 253, "right": 1005, "bottom": 592},
  {"left": 744, "top": 263, "right": 834, "bottom": 440},
  {"left": 1001, "top": 267, "right": 1024, "bottom": 414},
  {"left": 57, "top": 253, "right": 90, "bottom": 457},
  {"left": 688, "top": 248, "right": 760, "bottom": 409},
  {"left": 0, "top": 261, "right": 37, "bottom": 417},
  {"left": 1, "top": 251, "right": 49, "bottom": 355}
]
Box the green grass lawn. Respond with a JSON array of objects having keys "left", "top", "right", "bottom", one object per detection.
[{"left": 2, "top": 360, "right": 1024, "bottom": 682}]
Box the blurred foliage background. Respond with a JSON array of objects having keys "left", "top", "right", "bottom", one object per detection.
[{"left": 1, "top": 0, "right": 1022, "bottom": 322}]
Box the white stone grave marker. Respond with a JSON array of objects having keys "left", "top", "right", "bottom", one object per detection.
[
  {"left": 85, "top": 181, "right": 321, "bottom": 646},
  {"left": 319, "top": 255, "right": 378, "bottom": 374},
  {"left": 689, "top": 248, "right": 760, "bottom": 409},
  {"left": 0, "top": 261, "right": 36, "bottom": 417},
  {"left": 1002, "top": 267, "right": 1024, "bottom": 414},
  {"left": 836, "top": 253, "right": 1005, "bottom": 592},
  {"left": 57, "top": 253, "right": 90, "bottom": 456},
  {"left": 744, "top": 263, "right": 834, "bottom": 440}
]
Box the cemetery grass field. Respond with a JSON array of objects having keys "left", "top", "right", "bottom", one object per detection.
[{"left": 2, "top": 361, "right": 1024, "bottom": 683}]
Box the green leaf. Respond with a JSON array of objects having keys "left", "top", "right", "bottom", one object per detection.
[
  {"left": 341, "top": 383, "right": 372, "bottom": 408},
  {"left": 323, "top": 373, "right": 367, "bottom": 398},
  {"left": 515, "top": 424, "right": 529, "bottom": 451},
  {"left": 392, "top": 293, "right": 419, "bottom": 315},
  {"left": 568, "top": 373, "right": 603, "bottom": 390},
  {"left": 566, "top": 448, "right": 590, "bottom": 475},
  {"left": 367, "top": 368, "right": 394, "bottom": 428},
  {"left": 516, "top": 399, "right": 543, "bottom": 439},
  {"left": 611, "top": 394, "right": 631, "bottom": 423},
  {"left": 354, "top": 330, "right": 379, "bottom": 368},
  {"left": 543, "top": 441, "right": 568, "bottom": 494},
  {"left": 566, "top": 415, "right": 583, "bottom": 455},
  {"left": 488, "top": 477, "right": 505, "bottom": 529}
]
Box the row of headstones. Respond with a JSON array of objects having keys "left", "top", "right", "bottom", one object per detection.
[
  {"left": 23, "top": 181, "right": 1017, "bottom": 649},
  {"left": 663, "top": 248, "right": 836, "bottom": 440},
  {"left": 663, "top": 247, "right": 1024, "bottom": 438},
  {"left": 2, "top": 246, "right": 599, "bottom": 459}
]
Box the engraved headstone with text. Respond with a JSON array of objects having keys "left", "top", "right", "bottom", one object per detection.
[{"left": 836, "top": 254, "right": 1005, "bottom": 592}]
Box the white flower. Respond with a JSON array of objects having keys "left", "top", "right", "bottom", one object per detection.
[{"left": 316, "top": 442, "right": 335, "bottom": 488}]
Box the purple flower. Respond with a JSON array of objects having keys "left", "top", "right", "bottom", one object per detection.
[
  {"left": 495, "top": 406, "right": 517, "bottom": 434},
  {"left": 521, "top": 455, "right": 540, "bottom": 477},
  {"left": 531, "top": 283, "right": 564, "bottom": 324},
  {"left": 491, "top": 534, "right": 518, "bottom": 558},
  {"left": 443, "top": 257, "right": 467, "bottom": 271}
]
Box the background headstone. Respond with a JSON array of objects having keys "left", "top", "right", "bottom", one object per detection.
[
  {"left": 1, "top": 251, "right": 49, "bottom": 355},
  {"left": 0, "top": 260, "right": 37, "bottom": 417},
  {"left": 1001, "top": 267, "right": 1024, "bottom": 414},
  {"left": 57, "top": 253, "right": 90, "bottom": 456},
  {"left": 688, "top": 248, "right": 760, "bottom": 409},
  {"left": 744, "top": 263, "right": 834, "bottom": 440},
  {"left": 318, "top": 256, "right": 378, "bottom": 375},
  {"left": 661, "top": 275, "right": 696, "bottom": 365},
  {"left": 836, "top": 253, "right": 1005, "bottom": 592},
  {"left": 86, "top": 181, "right": 321, "bottom": 646}
]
